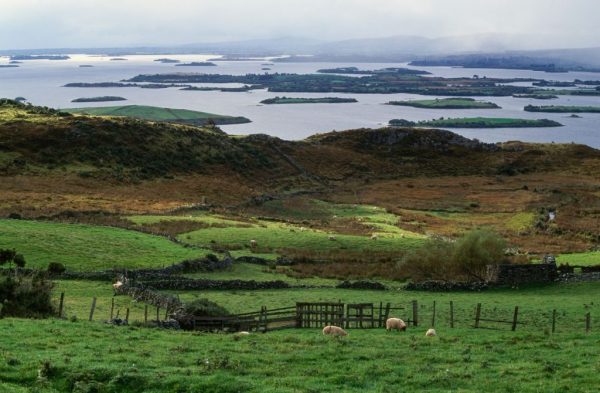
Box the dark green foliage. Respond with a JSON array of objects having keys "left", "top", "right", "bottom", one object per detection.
[
  {"left": 47, "top": 262, "right": 67, "bottom": 275},
  {"left": 0, "top": 248, "right": 25, "bottom": 268},
  {"left": 0, "top": 272, "right": 54, "bottom": 318},
  {"left": 182, "top": 298, "right": 231, "bottom": 318},
  {"left": 399, "top": 230, "right": 507, "bottom": 282}
]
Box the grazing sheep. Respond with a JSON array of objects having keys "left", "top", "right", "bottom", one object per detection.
[
  {"left": 385, "top": 318, "right": 407, "bottom": 332},
  {"left": 328, "top": 235, "right": 337, "bottom": 241},
  {"left": 236, "top": 331, "right": 250, "bottom": 336},
  {"left": 112, "top": 280, "right": 123, "bottom": 292},
  {"left": 250, "top": 239, "right": 257, "bottom": 248},
  {"left": 425, "top": 328, "right": 437, "bottom": 337},
  {"left": 300, "top": 227, "right": 306, "bottom": 232},
  {"left": 322, "top": 325, "right": 348, "bottom": 337},
  {"left": 370, "top": 234, "right": 378, "bottom": 240}
]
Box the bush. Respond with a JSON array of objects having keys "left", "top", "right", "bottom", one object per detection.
[
  {"left": 47, "top": 262, "right": 67, "bottom": 275},
  {"left": 0, "top": 272, "right": 54, "bottom": 318},
  {"left": 182, "top": 299, "right": 231, "bottom": 318},
  {"left": 398, "top": 229, "right": 507, "bottom": 283}
]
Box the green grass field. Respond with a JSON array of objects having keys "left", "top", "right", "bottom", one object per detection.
[
  {"left": 0, "top": 219, "right": 210, "bottom": 271},
  {"left": 143, "top": 202, "right": 426, "bottom": 254},
  {"left": 1, "top": 315, "right": 598, "bottom": 392},
  {"left": 387, "top": 98, "right": 500, "bottom": 109},
  {"left": 180, "top": 223, "right": 423, "bottom": 253},
  {"left": 557, "top": 251, "right": 600, "bottom": 266},
  {"left": 63, "top": 105, "right": 250, "bottom": 125}
]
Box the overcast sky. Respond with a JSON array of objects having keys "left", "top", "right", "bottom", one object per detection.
[{"left": 1, "top": 0, "right": 598, "bottom": 50}]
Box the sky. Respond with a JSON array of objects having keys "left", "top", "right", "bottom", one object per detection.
[{"left": 1, "top": 0, "right": 598, "bottom": 50}]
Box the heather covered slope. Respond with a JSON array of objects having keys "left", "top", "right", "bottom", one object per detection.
[{"left": 1, "top": 99, "right": 599, "bottom": 253}]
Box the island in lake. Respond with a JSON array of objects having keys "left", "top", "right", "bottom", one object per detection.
[
  {"left": 78, "top": 65, "right": 94, "bottom": 68},
  {"left": 125, "top": 72, "right": 538, "bottom": 96},
  {"left": 0, "top": 65, "right": 19, "bottom": 68},
  {"left": 181, "top": 85, "right": 264, "bottom": 92},
  {"left": 387, "top": 98, "right": 499, "bottom": 109},
  {"left": 260, "top": 96, "right": 358, "bottom": 104},
  {"left": 62, "top": 104, "right": 251, "bottom": 126},
  {"left": 109, "top": 57, "right": 127, "bottom": 61},
  {"left": 389, "top": 117, "right": 563, "bottom": 128},
  {"left": 317, "top": 66, "right": 431, "bottom": 75},
  {"left": 71, "top": 96, "right": 127, "bottom": 103},
  {"left": 512, "top": 93, "right": 558, "bottom": 100},
  {"left": 524, "top": 105, "right": 600, "bottom": 113},
  {"left": 175, "top": 62, "right": 217, "bottom": 67},
  {"left": 154, "top": 58, "right": 180, "bottom": 63},
  {"left": 10, "top": 55, "right": 70, "bottom": 61}
]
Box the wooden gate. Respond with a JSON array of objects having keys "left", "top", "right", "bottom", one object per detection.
[
  {"left": 296, "top": 302, "right": 344, "bottom": 328},
  {"left": 346, "top": 303, "right": 375, "bottom": 328}
]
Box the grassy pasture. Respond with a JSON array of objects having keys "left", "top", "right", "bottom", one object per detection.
[
  {"left": 2, "top": 318, "right": 599, "bottom": 393},
  {"left": 558, "top": 251, "right": 600, "bottom": 266},
  {"left": 0, "top": 219, "right": 210, "bottom": 271}
]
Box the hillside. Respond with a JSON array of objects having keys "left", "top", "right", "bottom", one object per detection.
[{"left": 1, "top": 99, "right": 599, "bottom": 253}]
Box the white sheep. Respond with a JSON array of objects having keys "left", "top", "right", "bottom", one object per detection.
[
  {"left": 370, "top": 234, "right": 378, "bottom": 240},
  {"left": 425, "top": 328, "right": 437, "bottom": 337},
  {"left": 322, "top": 325, "right": 348, "bottom": 337},
  {"left": 300, "top": 227, "right": 306, "bottom": 232},
  {"left": 236, "top": 331, "right": 250, "bottom": 336},
  {"left": 250, "top": 239, "right": 257, "bottom": 248},
  {"left": 112, "top": 281, "right": 123, "bottom": 291},
  {"left": 385, "top": 318, "right": 407, "bottom": 331},
  {"left": 328, "top": 235, "right": 337, "bottom": 241}
]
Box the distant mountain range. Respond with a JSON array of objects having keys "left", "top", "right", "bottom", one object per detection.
[{"left": 2, "top": 34, "right": 600, "bottom": 69}]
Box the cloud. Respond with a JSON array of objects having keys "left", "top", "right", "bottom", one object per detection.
[{"left": 0, "top": 0, "right": 598, "bottom": 49}]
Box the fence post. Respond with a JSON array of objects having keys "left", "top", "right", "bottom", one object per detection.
[
  {"left": 431, "top": 301, "right": 436, "bottom": 327},
  {"left": 511, "top": 306, "right": 519, "bottom": 331},
  {"left": 474, "top": 303, "right": 481, "bottom": 328},
  {"left": 551, "top": 309, "right": 556, "bottom": 333},
  {"left": 165, "top": 308, "right": 169, "bottom": 320},
  {"left": 450, "top": 301, "right": 454, "bottom": 328},
  {"left": 261, "top": 306, "right": 268, "bottom": 333},
  {"left": 125, "top": 308, "right": 130, "bottom": 323},
  {"left": 144, "top": 305, "right": 148, "bottom": 324},
  {"left": 88, "top": 297, "right": 97, "bottom": 322},
  {"left": 412, "top": 300, "right": 418, "bottom": 327},
  {"left": 384, "top": 303, "right": 391, "bottom": 325},
  {"left": 58, "top": 292, "right": 65, "bottom": 319},
  {"left": 110, "top": 298, "right": 115, "bottom": 320},
  {"left": 378, "top": 302, "right": 383, "bottom": 328},
  {"left": 156, "top": 306, "right": 160, "bottom": 322},
  {"left": 586, "top": 312, "right": 591, "bottom": 333}
]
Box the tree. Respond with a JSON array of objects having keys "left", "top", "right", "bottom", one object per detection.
[
  {"left": 398, "top": 229, "right": 507, "bottom": 283},
  {"left": 452, "top": 229, "right": 506, "bottom": 281},
  {"left": 0, "top": 249, "right": 26, "bottom": 269}
]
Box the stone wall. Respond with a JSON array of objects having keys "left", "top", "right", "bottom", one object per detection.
[{"left": 486, "top": 263, "right": 557, "bottom": 286}]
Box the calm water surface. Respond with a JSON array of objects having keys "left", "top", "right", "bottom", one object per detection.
[{"left": 1, "top": 54, "right": 599, "bottom": 147}]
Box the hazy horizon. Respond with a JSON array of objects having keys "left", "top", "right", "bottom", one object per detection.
[{"left": 1, "top": 0, "right": 599, "bottom": 51}]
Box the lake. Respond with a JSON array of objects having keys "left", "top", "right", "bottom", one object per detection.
[{"left": 1, "top": 54, "right": 600, "bottom": 147}]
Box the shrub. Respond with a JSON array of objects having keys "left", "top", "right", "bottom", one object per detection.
[
  {"left": 0, "top": 272, "right": 54, "bottom": 318},
  {"left": 398, "top": 229, "right": 507, "bottom": 283},
  {"left": 453, "top": 229, "right": 507, "bottom": 281},
  {"left": 47, "top": 262, "right": 67, "bottom": 275},
  {"left": 182, "top": 299, "right": 231, "bottom": 318},
  {"left": 0, "top": 249, "right": 26, "bottom": 269}
]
